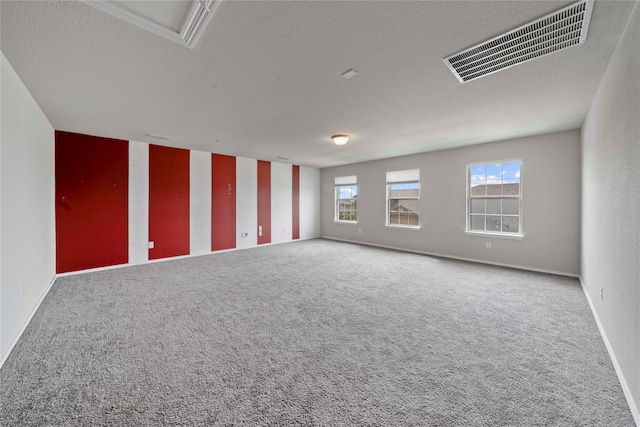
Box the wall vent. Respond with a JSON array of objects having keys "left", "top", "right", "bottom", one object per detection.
[{"left": 444, "top": 0, "right": 594, "bottom": 83}]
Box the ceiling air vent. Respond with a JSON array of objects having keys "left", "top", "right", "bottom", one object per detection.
[{"left": 444, "top": 0, "right": 594, "bottom": 83}]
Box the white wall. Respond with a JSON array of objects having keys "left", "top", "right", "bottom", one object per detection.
[
  {"left": 0, "top": 52, "right": 56, "bottom": 365},
  {"left": 271, "top": 162, "right": 293, "bottom": 244},
  {"left": 581, "top": 2, "right": 640, "bottom": 422},
  {"left": 190, "top": 151, "right": 212, "bottom": 255},
  {"left": 129, "top": 141, "right": 149, "bottom": 264},
  {"left": 236, "top": 157, "right": 258, "bottom": 249},
  {"left": 321, "top": 130, "right": 581, "bottom": 276},
  {"left": 300, "top": 166, "right": 321, "bottom": 240}
]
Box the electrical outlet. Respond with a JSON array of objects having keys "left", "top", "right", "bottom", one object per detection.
[
  {"left": 358, "top": 229, "right": 362, "bottom": 234},
  {"left": 600, "top": 286, "right": 604, "bottom": 301},
  {"left": 22, "top": 283, "right": 27, "bottom": 297},
  {"left": 485, "top": 242, "right": 491, "bottom": 249},
  {"left": 148, "top": 241, "right": 154, "bottom": 249}
]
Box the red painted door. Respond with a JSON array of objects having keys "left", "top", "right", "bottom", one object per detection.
[
  {"left": 257, "top": 160, "right": 271, "bottom": 245},
  {"left": 211, "top": 154, "right": 236, "bottom": 251},
  {"left": 148, "top": 145, "right": 190, "bottom": 260},
  {"left": 55, "top": 131, "right": 129, "bottom": 273},
  {"left": 292, "top": 165, "right": 300, "bottom": 240}
]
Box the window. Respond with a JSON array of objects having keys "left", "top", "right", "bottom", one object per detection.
[
  {"left": 335, "top": 176, "right": 357, "bottom": 222},
  {"left": 386, "top": 169, "right": 420, "bottom": 227},
  {"left": 467, "top": 160, "right": 522, "bottom": 236}
]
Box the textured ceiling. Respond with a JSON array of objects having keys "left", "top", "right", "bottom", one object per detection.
[{"left": 0, "top": 0, "right": 635, "bottom": 168}]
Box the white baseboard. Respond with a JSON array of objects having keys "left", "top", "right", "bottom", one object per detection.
[
  {"left": 320, "top": 236, "right": 579, "bottom": 278},
  {"left": 579, "top": 276, "right": 640, "bottom": 426},
  {"left": 56, "top": 236, "right": 317, "bottom": 277},
  {"left": 0, "top": 274, "right": 58, "bottom": 370}
]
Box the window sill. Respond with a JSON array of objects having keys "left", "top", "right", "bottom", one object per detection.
[
  {"left": 464, "top": 230, "right": 524, "bottom": 240},
  {"left": 335, "top": 220, "right": 358, "bottom": 225},
  {"left": 386, "top": 225, "right": 422, "bottom": 231}
]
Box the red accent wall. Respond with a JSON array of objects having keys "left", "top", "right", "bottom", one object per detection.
[
  {"left": 55, "top": 131, "right": 129, "bottom": 273},
  {"left": 292, "top": 165, "right": 300, "bottom": 240},
  {"left": 257, "top": 160, "right": 271, "bottom": 245},
  {"left": 149, "top": 145, "right": 190, "bottom": 260},
  {"left": 212, "top": 154, "right": 236, "bottom": 251}
]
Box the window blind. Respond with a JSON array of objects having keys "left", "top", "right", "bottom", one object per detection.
[
  {"left": 335, "top": 175, "right": 357, "bottom": 185},
  {"left": 386, "top": 169, "right": 419, "bottom": 184}
]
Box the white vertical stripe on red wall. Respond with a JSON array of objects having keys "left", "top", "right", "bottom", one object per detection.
[
  {"left": 300, "top": 166, "right": 321, "bottom": 240},
  {"left": 236, "top": 157, "right": 257, "bottom": 249},
  {"left": 190, "top": 150, "right": 212, "bottom": 255},
  {"left": 271, "top": 162, "right": 292, "bottom": 244},
  {"left": 128, "top": 141, "right": 149, "bottom": 264}
]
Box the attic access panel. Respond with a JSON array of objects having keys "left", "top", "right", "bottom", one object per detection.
[
  {"left": 81, "top": 0, "right": 220, "bottom": 48},
  {"left": 444, "top": 0, "right": 594, "bottom": 83}
]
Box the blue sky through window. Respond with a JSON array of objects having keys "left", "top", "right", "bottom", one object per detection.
[
  {"left": 471, "top": 161, "right": 520, "bottom": 185},
  {"left": 389, "top": 182, "right": 420, "bottom": 190},
  {"left": 338, "top": 185, "right": 357, "bottom": 199}
]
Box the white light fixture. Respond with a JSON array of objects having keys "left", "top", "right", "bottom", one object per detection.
[{"left": 332, "top": 134, "right": 350, "bottom": 146}]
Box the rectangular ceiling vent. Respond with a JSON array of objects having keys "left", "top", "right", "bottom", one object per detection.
[{"left": 444, "top": 0, "right": 594, "bottom": 83}]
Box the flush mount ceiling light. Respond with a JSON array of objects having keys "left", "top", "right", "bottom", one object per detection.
[
  {"left": 444, "top": 0, "right": 594, "bottom": 83},
  {"left": 332, "top": 134, "right": 350, "bottom": 146},
  {"left": 81, "top": 0, "right": 220, "bottom": 48}
]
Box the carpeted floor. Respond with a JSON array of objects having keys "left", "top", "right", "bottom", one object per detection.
[{"left": 0, "top": 239, "right": 635, "bottom": 426}]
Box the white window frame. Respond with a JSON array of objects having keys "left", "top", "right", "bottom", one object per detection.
[
  {"left": 386, "top": 169, "right": 421, "bottom": 229},
  {"left": 465, "top": 159, "right": 523, "bottom": 239},
  {"left": 335, "top": 176, "right": 358, "bottom": 223}
]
